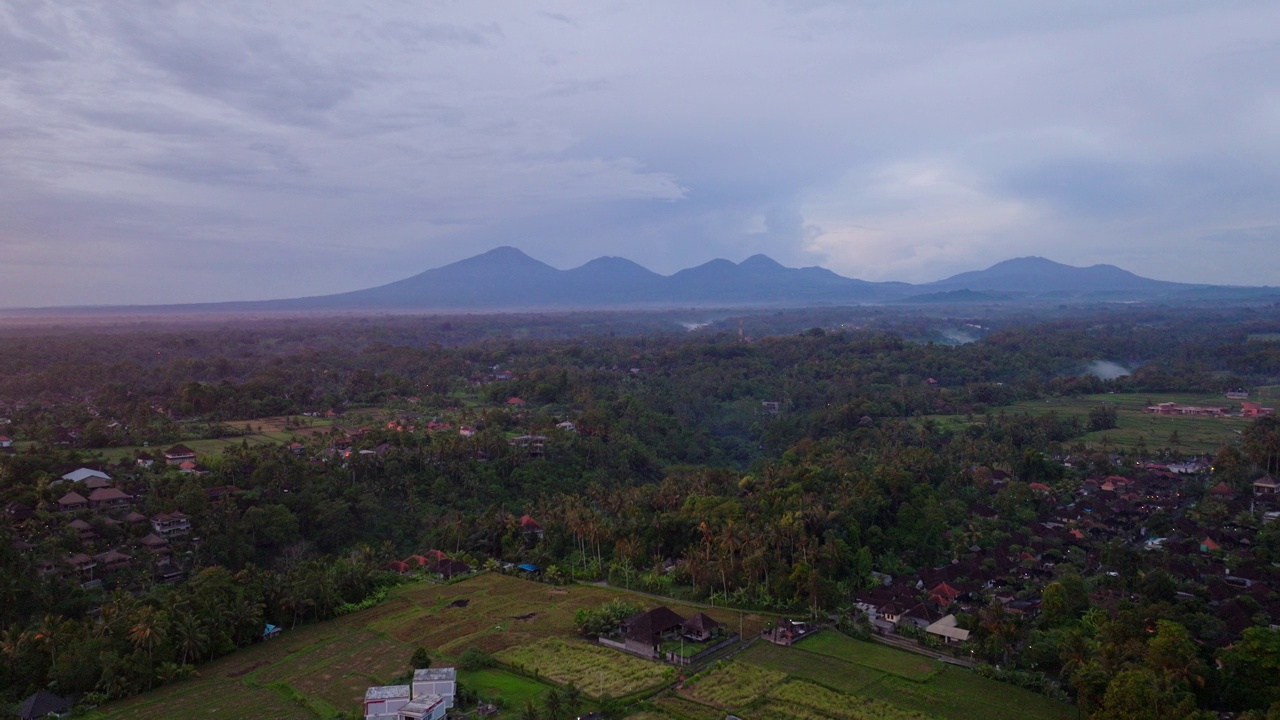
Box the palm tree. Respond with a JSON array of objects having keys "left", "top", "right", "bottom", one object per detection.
[
  {"left": 563, "top": 683, "right": 582, "bottom": 717},
  {"left": 520, "top": 699, "right": 541, "bottom": 720},
  {"left": 128, "top": 606, "right": 166, "bottom": 661},
  {"left": 171, "top": 611, "right": 209, "bottom": 666},
  {"left": 543, "top": 687, "right": 564, "bottom": 720}
]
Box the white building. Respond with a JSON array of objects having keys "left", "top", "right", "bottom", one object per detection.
[
  {"left": 364, "top": 667, "right": 455, "bottom": 720},
  {"left": 413, "top": 668, "right": 456, "bottom": 708}
]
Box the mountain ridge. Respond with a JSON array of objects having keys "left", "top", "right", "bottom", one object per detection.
[{"left": 4, "top": 249, "right": 1272, "bottom": 314}]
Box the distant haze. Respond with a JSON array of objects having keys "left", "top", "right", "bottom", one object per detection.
[
  {"left": 1085, "top": 361, "right": 1133, "bottom": 380},
  {"left": 3, "top": 2, "right": 1279, "bottom": 306}
]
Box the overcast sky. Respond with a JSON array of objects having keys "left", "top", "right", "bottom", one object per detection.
[{"left": 3, "top": 1, "right": 1279, "bottom": 306}]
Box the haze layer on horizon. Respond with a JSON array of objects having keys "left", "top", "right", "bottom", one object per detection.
[{"left": 3, "top": 1, "right": 1279, "bottom": 306}]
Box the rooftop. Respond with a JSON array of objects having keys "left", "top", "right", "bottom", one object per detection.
[
  {"left": 414, "top": 667, "right": 456, "bottom": 682},
  {"left": 365, "top": 684, "right": 411, "bottom": 701}
]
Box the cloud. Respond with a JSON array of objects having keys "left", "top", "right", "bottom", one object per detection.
[
  {"left": 1200, "top": 225, "right": 1280, "bottom": 243},
  {"left": 2, "top": 1, "right": 1280, "bottom": 305},
  {"left": 801, "top": 161, "right": 1044, "bottom": 282}
]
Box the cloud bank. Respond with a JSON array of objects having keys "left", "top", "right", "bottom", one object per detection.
[{"left": 1, "top": 1, "right": 1278, "bottom": 305}]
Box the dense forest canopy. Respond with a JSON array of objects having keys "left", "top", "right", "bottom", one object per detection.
[{"left": 5, "top": 304, "right": 1280, "bottom": 718}]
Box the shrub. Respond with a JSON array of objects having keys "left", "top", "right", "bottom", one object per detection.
[{"left": 459, "top": 646, "right": 494, "bottom": 671}]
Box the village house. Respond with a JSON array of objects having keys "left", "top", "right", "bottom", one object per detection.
[
  {"left": 88, "top": 487, "right": 132, "bottom": 510},
  {"left": 1145, "top": 402, "right": 1228, "bottom": 416},
  {"left": 1241, "top": 401, "right": 1276, "bottom": 417},
  {"left": 163, "top": 444, "right": 197, "bottom": 465},
  {"left": 4, "top": 501, "right": 33, "bottom": 523},
  {"left": 1254, "top": 476, "right": 1278, "bottom": 497},
  {"left": 66, "top": 552, "right": 97, "bottom": 583},
  {"left": 681, "top": 612, "right": 720, "bottom": 642},
  {"left": 59, "top": 467, "right": 111, "bottom": 484},
  {"left": 94, "top": 548, "right": 132, "bottom": 573},
  {"left": 519, "top": 514, "right": 544, "bottom": 538},
  {"left": 611, "top": 606, "right": 687, "bottom": 658},
  {"left": 509, "top": 434, "right": 546, "bottom": 458},
  {"left": 57, "top": 491, "right": 89, "bottom": 512},
  {"left": 151, "top": 511, "right": 192, "bottom": 538},
  {"left": 139, "top": 533, "right": 171, "bottom": 556},
  {"left": 68, "top": 518, "right": 96, "bottom": 542},
  {"left": 924, "top": 614, "right": 971, "bottom": 645},
  {"left": 363, "top": 667, "right": 455, "bottom": 720}
]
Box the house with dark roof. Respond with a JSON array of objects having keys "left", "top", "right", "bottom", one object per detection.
[
  {"left": 5, "top": 500, "right": 33, "bottom": 522},
  {"left": 616, "top": 606, "right": 686, "bottom": 658},
  {"left": 1255, "top": 476, "right": 1278, "bottom": 497},
  {"left": 163, "top": 444, "right": 197, "bottom": 465},
  {"left": 682, "top": 612, "right": 720, "bottom": 642},
  {"left": 431, "top": 558, "right": 471, "bottom": 579},
  {"left": 67, "top": 518, "right": 96, "bottom": 542},
  {"left": 57, "top": 491, "right": 89, "bottom": 512},
  {"left": 88, "top": 487, "right": 132, "bottom": 510},
  {"left": 16, "top": 690, "right": 72, "bottom": 719},
  {"left": 151, "top": 511, "right": 191, "bottom": 538},
  {"left": 94, "top": 549, "right": 132, "bottom": 573}
]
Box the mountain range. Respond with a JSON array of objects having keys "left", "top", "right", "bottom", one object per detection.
[{"left": 11, "top": 248, "right": 1279, "bottom": 314}]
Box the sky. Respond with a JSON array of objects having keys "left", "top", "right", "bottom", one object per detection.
[{"left": 2, "top": 1, "right": 1279, "bottom": 306}]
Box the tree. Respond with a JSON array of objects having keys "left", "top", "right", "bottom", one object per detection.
[
  {"left": 543, "top": 687, "right": 564, "bottom": 720},
  {"left": 1220, "top": 627, "right": 1280, "bottom": 710},
  {"left": 1244, "top": 416, "right": 1280, "bottom": 474},
  {"left": 1096, "top": 667, "right": 1199, "bottom": 720},
  {"left": 1145, "top": 620, "right": 1205, "bottom": 693},
  {"left": 128, "top": 606, "right": 165, "bottom": 662},
  {"left": 520, "top": 699, "right": 541, "bottom": 720},
  {"left": 411, "top": 647, "right": 431, "bottom": 669},
  {"left": 1088, "top": 405, "right": 1118, "bottom": 432},
  {"left": 1040, "top": 582, "right": 1070, "bottom": 627},
  {"left": 563, "top": 683, "right": 582, "bottom": 717}
]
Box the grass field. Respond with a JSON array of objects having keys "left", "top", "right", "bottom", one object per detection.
[
  {"left": 90, "top": 415, "right": 341, "bottom": 462},
  {"left": 459, "top": 667, "right": 555, "bottom": 708},
  {"left": 764, "top": 680, "right": 932, "bottom": 720},
  {"left": 794, "top": 631, "right": 941, "bottom": 681},
  {"left": 497, "top": 637, "right": 675, "bottom": 699},
  {"left": 681, "top": 662, "right": 785, "bottom": 710},
  {"left": 84, "top": 573, "right": 762, "bottom": 719},
  {"left": 928, "top": 392, "right": 1255, "bottom": 454},
  {"left": 857, "top": 668, "right": 1076, "bottom": 720},
  {"left": 724, "top": 632, "right": 1075, "bottom": 720}
]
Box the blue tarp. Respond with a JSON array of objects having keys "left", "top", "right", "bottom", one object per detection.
[
  {"left": 517, "top": 563, "right": 538, "bottom": 572},
  {"left": 263, "top": 623, "right": 280, "bottom": 638}
]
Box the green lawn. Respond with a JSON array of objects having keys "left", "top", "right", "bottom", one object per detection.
[
  {"left": 459, "top": 667, "right": 556, "bottom": 708},
  {"left": 733, "top": 636, "right": 1076, "bottom": 720},
  {"left": 859, "top": 668, "right": 1076, "bottom": 720},
  {"left": 738, "top": 640, "right": 885, "bottom": 695},
  {"left": 794, "top": 630, "right": 942, "bottom": 681}
]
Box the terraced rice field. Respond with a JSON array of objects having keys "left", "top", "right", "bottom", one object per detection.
[
  {"left": 84, "top": 573, "right": 752, "bottom": 719},
  {"left": 83, "top": 576, "right": 1075, "bottom": 720},
  {"left": 497, "top": 637, "right": 675, "bottom": 698}
]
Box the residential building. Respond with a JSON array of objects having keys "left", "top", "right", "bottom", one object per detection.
[
  {"left": 163, "top": 444, "right": 197, "bottom": 465},
  {"left": 364, "top": 666, "right": 454, "bottom": 720},
  {"left": 151, "top": 511, "right": 192, "bottom": 538}
]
